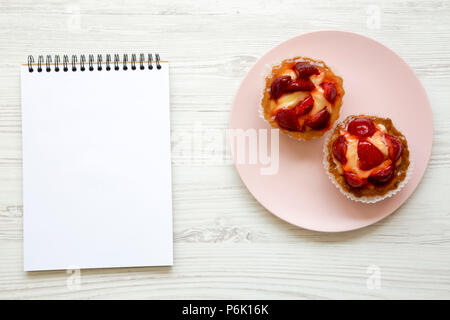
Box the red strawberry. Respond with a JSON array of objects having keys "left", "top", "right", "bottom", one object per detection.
[
  {"left": 286, "top": 78, "right": 315, "bottom": 92},
  {"left": 321, "top": 82, "right": 337, "bottom": 103},
  {"left": 332, "top": 135, "right": 348, "bottom": 164},
  {"left": 357, "top": 140, "right": 385, "bottom": 170},
  {"left": 347, "top": 117, "right": 376, "bottom": 137},
  {"left": 296, "top": 95, "right": 314, "bottom": 116},
  {"left": 305, "top": 108, "right": 330, "bottom": 130},
  {"left": 270, "top": 76, "right": 291, "bottom": 100},
  {"left": 344, "top": 171, "right": 368, "bottom": 188},
  {"left": 294, "top": 62, "right": 320, "bottom": 78},
  {"left": 384, "top": 134, "right": 402, "bottom": 162},
  {"left": 368, "top": 164, "right": 394, "bottom": 185},
  {"left": 275, "top": 108, "right": 300, "bottom": 131}
]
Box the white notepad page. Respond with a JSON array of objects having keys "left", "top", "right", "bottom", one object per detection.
[{"left": 21, "top": 61, "right": 173, "bottom": 271}]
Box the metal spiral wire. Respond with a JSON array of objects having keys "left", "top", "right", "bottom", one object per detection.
[
  {"left": 27, "top": 53, "right": 162, "bottom": 72},
  {"left": 80, "top": 55, "right": 86, "bottom": 71},
  {"left": 155, "top": 53, "right": 161, "bottom": 69},
  {"left": 97, "top": 54, "right": 103, "bottom": 71},
  {"left": 71, "top": 55, "right": 77, "bottom": 71},
  {"left": 114, "top": 54, "right": 120, "bottom": 70},
  {"left": 55, "top": 55, "right": 60, "bottom": 72},
  {"left": 88, "top": 54, "right": 94, "bottom": 71},
  {"left": 46, "top": 55, "right": 52, "bottom": 72},
  {"left": 27, "top": 55, "right": 34, "bottom": 72},
  {"left": 148, "top": 53, "right": 153, "bottom": 70},
  {"left": 140, "top": 53, "right": 145, "bottom": 70},
  {"left": 37, "top": 55, "right": 43, "bottom": 72},
  {"left": 123, "top": 54, "right": 128, "bottom": 70},
  {"left": 106, "top": 54, "right": 111, "bottom": 71},
  {"left": 63, "top": 55, "right": 69, "bottom": 72}
]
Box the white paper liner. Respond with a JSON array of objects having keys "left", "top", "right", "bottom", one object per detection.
[{"left": 322, "top": 121, "right": 413, "bottom": 204}]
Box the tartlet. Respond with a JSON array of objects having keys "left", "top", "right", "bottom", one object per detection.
[
  {"left": 261, "top": 57, "right": 344, "bottom": 140},
  {"left": 324, "top": 115, "right": 411, "bottom": 203}
]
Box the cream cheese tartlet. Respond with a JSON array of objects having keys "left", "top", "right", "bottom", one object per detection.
[
  {"left": 324, "top": 115, "right": 411, "bottom": 203},
  {"left": 261, "top": 57, "right": 344, "bottom": 140}
]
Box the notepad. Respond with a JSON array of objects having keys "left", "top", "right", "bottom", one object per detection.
[{"left": 21, "top": 54, "right": 173, "bottom": 271}]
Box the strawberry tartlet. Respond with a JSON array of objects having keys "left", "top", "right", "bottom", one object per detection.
[
  {"left": 261, "top": 57, "right": 344, "bottom": 140},
  {"left": 324, "top": 115, "right": 411, "bottom": 203}
]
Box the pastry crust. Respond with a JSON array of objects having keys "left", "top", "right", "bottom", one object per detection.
[
  {"left": 261, "top": 57, "right": 345, "bottom": 140},
  {"left": 326, "top": 115, "right": 410, "bottom": 198}
]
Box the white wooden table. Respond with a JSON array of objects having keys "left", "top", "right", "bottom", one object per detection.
[{"left": 0, "top": 0, "right": 449, "bottom": 299}]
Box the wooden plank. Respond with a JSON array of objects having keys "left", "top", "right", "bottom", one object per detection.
[{"left": 0, "top": 0, "right": 449, "bottom": 299}]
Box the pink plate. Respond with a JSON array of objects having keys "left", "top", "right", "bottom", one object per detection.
[{"left": 229, "top": 31, "right": 432, "bottom": 232}]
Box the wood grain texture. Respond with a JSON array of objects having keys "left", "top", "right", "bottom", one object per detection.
[{"left": 0, "top": 0, "right": 449, "bottom": 299}]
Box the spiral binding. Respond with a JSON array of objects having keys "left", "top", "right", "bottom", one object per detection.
[{"left": 27, "top": 53, "right": 162, "bottom": 72}]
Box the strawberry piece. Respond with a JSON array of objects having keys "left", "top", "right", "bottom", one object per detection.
[
  {"left": 347, "top": 117, "right": 376, "bottom": 137},
  {"left": 270, "top": 76, "right": 291, "bottom": 100},
  {"left": 294, "top": 62, "right": 320, "bottom": 78},
  {"left": 296, "top": 95, "right": 314, "bottom": 116},
  {"left": 332, "top": 135, "right": 348, "bottom": 164},
  {"left": 275, "top": 108, "right": 300, "bottom": 131},
  {"left": 270, "top": 75, "right": 315, "bottom": 100},
  {"left": 305, "top": 108, "right": 330, "bottom": 130},
  {"left": 368, "top": 164, "right": 394, "bottom": 185},
  {"left": 384, "top": 134, "right": 402, "bottom": 162},
  {"left": 344, "top": 171, "right": 368, "bottom": 188},
  {"left": 357, "top": 140, "right": 385, "bottom": 170},
  {"left": 286, "top": 78, "right": 315, "bottom": 92},
  {"left": 321, "top": 82, "right": 337, "bottom": 103}
]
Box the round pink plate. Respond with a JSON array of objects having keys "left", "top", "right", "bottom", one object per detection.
[{"left": 229, "top": 31, "right": 432, "bottom": 232}]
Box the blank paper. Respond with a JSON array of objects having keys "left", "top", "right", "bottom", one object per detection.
[{"left": 21, "top": 62, "right": 173, "bottom": 271}]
